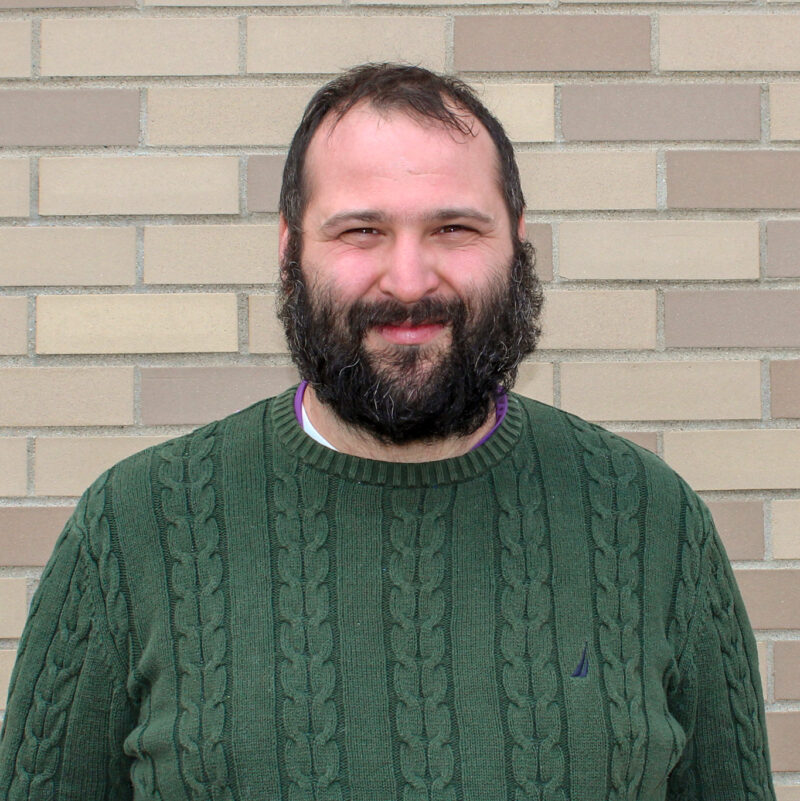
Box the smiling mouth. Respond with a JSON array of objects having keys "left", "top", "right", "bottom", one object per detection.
[{"left": 373, "top": 320, "right": 448, "bottom": 346}]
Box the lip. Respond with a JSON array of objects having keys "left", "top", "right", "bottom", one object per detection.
[{"left": 374, "top": 321, "right": 446, "bottom": 345}]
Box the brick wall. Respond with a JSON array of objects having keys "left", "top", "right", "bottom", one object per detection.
[{"left": 1, "top": 0, "right": 799, "bottom": 789}]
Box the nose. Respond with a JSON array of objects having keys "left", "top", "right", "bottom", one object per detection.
[{"left": 377, "top": 234, "right": 441, "bottom": 303}]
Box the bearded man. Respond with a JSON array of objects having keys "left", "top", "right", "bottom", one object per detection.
[{"left": 0, "top": 64, "right": 774, "bottom": 800}]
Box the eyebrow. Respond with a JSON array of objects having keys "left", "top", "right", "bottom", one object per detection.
[{"left": 320, "top": 207, "right": 494, "bottom": 232}]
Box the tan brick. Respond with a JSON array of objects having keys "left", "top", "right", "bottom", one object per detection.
[
  {"left": 613, "top": 431, "right": 657, "bottom": 453},
  {"left": 0, "top": 297, "right": 27, "bottom": 356},
  {"left": 560, "top": 221, "right": 758, "bottom": 281},
  {"left": 767, "top": 711, "right": 800, "bottom": 771},
  {"left": 0, "top": 579, "right": 28, "bottom": 638},
  {"left": 0, "top": 650, "right": 17, "bottom": 709},
  {"left": 1, "top": 0, "right": 133, "bottom": 8},
  {"left": 776, "top": 787, "right": 800, "bottom": 801},
  {"left": 248, "top": 294, "right": 287, "bottom": 354},
  {"left": 37, "top": 294, "right": 238, "bottom": 354},
  {"left": 705, "top": 500, "right": 764, "bottom": 561},
  {"left": 0, "top": 368, "right": 133, "bottom": 426},
  {"left": 148, "top": 86, "right": 313, "bottom": 146},
  {"left": 0, "top": 89, "right": 138, "bottom": 147},
  {"left": 518, "top": 152, "right": 656, "bottom": 211},
  {"left": 661, "top": 15, "right": 800, "bottom": 72},
  {"left": 141, "top": 365, "right": 299, "bottom": 425},
  {"left": 767, "top": 221, "right": 800, "bottom": 278},
  {"left": 663, "top": 430, "right": 800, "bottom": 491},
  {"left": 513, "top": 362, "right": 554, "bottom": 405},
  {"left": 0, "top": 506, "right": 74, "bottom": 566},
  {"left": 0, "top": 227, "right": 135, "bottom": 286},
  {"left": 478, "top": 83, "right": 554, "bottom": 142},
  {"left": 665, "top": 290, "right": 800, "bottom": 348},
  {"left": 775, "top": 641, "right": 800, "bottom": 700},
  {"left": 454, "top": 15, "right": 650, "bottom": 72},
  {"left": 144, "top": 225, "right": 279, "bottom": 285},
  {"left": 527, "top": 223, "right": 553, "bottom": 282},
  {"left": 771, "top": 83, "right": 800, "bottom": 141},
  {"left": 539, "top": 290, "right": 656, "bottom": 350},
  {"left": 562, "top": 84, "right": 760, "bottom": 142},
  {"left": 39, "top": 157, "right": 239, "bottom": 216},
  {"left": 772, "top": 500, "right": 800, "bottom": 560},
  {"left": 757, "top": 640, "right": 768, "bottom": 698},
  {"left": 41, "top": 18, "right": 238, "bottom": 77},
  {"left": 0, "top": 159, "right": 29, "bottom": 218},
  {"left": 247, "top": 155, "right": 284, "bottom": 214},
  {"left": 561, "top": 361, "right": 761, "bottom": 422},
  {"left": 0, "top": 21, "right": 31, "bottom": 78},
  {"left": 772, "top": 361, "right": 800, "bottom": 418},
  {"left": 668, "top": 151, "right": 800, "bottom": 210},
  {"left": 247, "top": 17, "right": 446, "bottom": 74},
  {"left": 737, "top": 570, "right": 800, "bottom": 631},
  {"left": 0, "top": 438, "right": 27, "bottom": 497},
  {"left": 35, "top": 436, "right": 168, "bottom": 497}
]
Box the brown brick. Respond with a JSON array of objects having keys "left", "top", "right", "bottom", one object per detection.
[
  {"left": 771, "top": 83, "right": 800, "bottom": 141},
  {"left": 772, "top": 500, "right": 800, "bottom": 560},
  {"left": 0, "top": 438, "right": 27, "bottom": 497},
  {"left": 613, "top": 431, "right": 657, "bottom": 453},
  {"left": 767, "top": 221, "right": 800, "bottom": 278},
  {"left": 663, "top": 430, "right": 800, "bottom": 491},
  {"left": 775, "top": 641, "right": 800, "bottom": 700},
  {"left": 772, "top": 361, "right": 800, "bottom": 418},
  {"left": 664, "top": 290, "right": 800, "bottom": 348},
  {"left": 562, "top": 84, "right": 760, "bottom": 142},
  {"left": 39, "top": 156, "right": 239, "bottom": 216},
  {"left": 0, "top": 578, "right": 28, "bottom": 638},
  {"left": 0, "top": 368, "right": 133, "bottom": 426},
  {"left": 736, "top": 569, "right": 800, "bottom": 630},
  {"left": 479, "top": 83, "right": 554, "bottom": 142},
  {"left": 41, "top": 18, "right": 238, "bottom": 77},
  {"left": 528, "top": 223, "right": 553, "bottom": 282},
  {"left": 513, "top": 362, "right": 553, "bottom": 405},
  {"left": 0, "top": 159, "right": 29, "bottom": 218},
  {"left": 147, "top": 86, "right": 313, "bottom": 146},
  {"left": 35, "top": 436, "right": 168, "bottom": 497},
  {"left": 704, "top": 500, "right": 764, "bottom": 561},
  {"left": 0, "top": 650, "right": 17, "bottom": 709},
  {"left": 560, "top": 221, "right": 758, "bottom": 281},
  {"left": 248, "top": 294, "right": 287, "bottom": 354},
  {"left": 0, "top": 90, "right": 138, "bottom": 147},
  {"left": 247, "top": 155, "right": 285, "bottom": 214},
  {"left": 0, "top": 506, "right": 74, "bottom": 566},
  {"left": 36, "top": 294, "right": 238, "bottom": 354},
  {"left": 247, "top": 17, "right": 446, "bottom": 74},
  {"left": 519, "top": 152, "right": 656, "bottom": 211},
  {"left": 144, "top": 225, "right": 279, "bottom": 285},
  {"left": 560, "top": 361, "right": 761, "bottom": 422},
  {"left": 660, "top": 15, "right": 800, "bottom": 72},
  {"left": 141, "top": 366, "right": 299, "bottom": 425},
  {"left": 767, "top": 711, "right": 800, "bottom": 772},
  {"left": 0, "top": 227, "right": 135, "bottom": 286},
  {"left": 454, "top": 15, "right": 650, "bottom": 72},
  {"left": 0, "top": 297, "right": 27, "bottom": 355},
  {"left": 0, "top": 21, "right": 31, "bottom": 78},
  {"left": 668, "top": 151, "right": 800, "bottom": 210}
]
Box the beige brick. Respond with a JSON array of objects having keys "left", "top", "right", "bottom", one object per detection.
[
  {"left": 776, "top": 788, "right": 800, "bottom": 801},
  {"left": 41, "top": 18, "right": 238, "bottom": 77},
  {"left": 0, "top": 368, "right": 133, "bottom": 426},
  {"left": 660, "top": 15, "right": 800, "bottom": 72},
  {"left": 767, "top": 221, "right": 800, "bottom": 278},
  {"left": 705, "top": 500, "right": 764, "bottom": 561},
  {"left": 737, "top": 570, "right": 800, "bottom": 631},
  {"left": 0, "top": 21, "right": 31, "bottom": 78},
  {"left": 513, "top": 362, "right": 554, "bottom": 405},
  {"left": 775, "top": 641, "right": 800, "bottom": 700},
  {"left": 538, "top": 290, "right": 656, "bottom": 350},
  {"left": 35, "top": 436, "right": 168, "bottom": 497},
  {"left": 0, "top": 159, "right": 29, "bottom": 218},
  {"left": 0, "top": 579, "right": 28, "bottom": 638},
  {"left": 454, "top": 15, "right": 650, "bottom": 72},
  {"left": 2, "top": 0, "right": 133, "bottom": 8},
  {"left": 0, "top": 438, "right": 27, "bottom": 497},
  {"left": 772, "top": 360, "right": 800, "bottom": 418},
  {"left": 757, "top": 640, "right": 768, "bottom": 698},
  {"left": 561, "top": 361, "right": 761, "bottom": 422},
  {"left": 0, "top": 297, "right": 27, "bottom": 356},
  {"left": 247, "top": 155, "right": 284, "bottom": 214},
  {"left": 613, "top": 431, "right": 657, "bottom": 453},
  {"left": 247, "top": 17, "right": 446, "bottom": 74},
  {"left": 518, "top": 152, "right": 656, "bottom": 211},
  {"left": 148, "top": 0, "right": 318, "bottom": 6},
  {"left": 39, "top": 156, "right": 239, "bottom": 216},
  {"left": 37, "top": 294, "right": 238, "bottom": 354},
  {"left": 0, "top": 650, "right": 17, "bottom": 709},
  {"left": 0, "top": 227, "right": 135, "bottom": 286},
  {"left": 249, "top": 293, "right": 287, "bottom": 354},
  {"left": 144, "top": 225, "right": 279, "bottom": 285},
  {"left": 527, "top": 223, "right": 553, "bottom": 282},
  {"left": 772, "top": 500, "right": 800, "bottom": 560},
  {"left": 663, "top": 430, "right": 800, "bottom": 491},
  {"left": 478, "top": 83, "right": 554, "bottom": 142},
  {"left": 0, "top": 506, "right": 74, "bottom": 566},
  {"left": 148, "top": 86, "right": 314, "bottom": 146},
  {"left": 771, "top": 83, "right": 800, "bottom": 141},
  {"left": 559, "top": 221, "right": 758, "bottom": 281},
  {"left": 767, "top": 710, "right": 800, "bottom": 771}
]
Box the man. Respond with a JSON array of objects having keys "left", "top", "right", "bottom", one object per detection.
[{"left": 0, "top": 64, "right": 774, "bottom": 800}]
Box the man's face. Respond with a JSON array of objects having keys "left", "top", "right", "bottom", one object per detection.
[{"left": 279, "top": 103, "right": 539, "bottom": 444}]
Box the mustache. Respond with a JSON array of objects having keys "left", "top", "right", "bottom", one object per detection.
[{"left": 346, "top": 296, "right": 467, "bottom": 335}]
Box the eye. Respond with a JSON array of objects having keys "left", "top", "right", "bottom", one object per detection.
[{"left": 339, "top": 227, "right": 381, "bottom": 246}]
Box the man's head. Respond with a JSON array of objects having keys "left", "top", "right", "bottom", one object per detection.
[{"left": 278, "top": 63, "right": 543, "bottom": 445}]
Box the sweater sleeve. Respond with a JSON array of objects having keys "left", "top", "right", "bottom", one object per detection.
[
  {"left": 0, "top": 486, "right": 137, "bottom": 801},
  {"left": 667, "top": 510, "right": 775, "bottom": 801}
]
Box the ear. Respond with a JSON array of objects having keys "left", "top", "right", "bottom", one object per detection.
[
  {"left": 278, "top": 214, "right": 290, "bottom": 263},
  {"left": 516, "top": 213, "right": 526, "bottom": 241}
]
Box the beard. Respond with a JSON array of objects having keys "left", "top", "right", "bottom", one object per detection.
[{"left": 278, "top": 236, "right": 543, "bottom": 445}]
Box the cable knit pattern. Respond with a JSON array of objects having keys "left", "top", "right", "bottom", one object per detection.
[{"left": 130, "top": 689, "right": 164, "bottom": 801}]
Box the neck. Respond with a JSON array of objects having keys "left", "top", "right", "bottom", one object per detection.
[{"left": 303, "top": 384, "right": 497, "bottom": 463}]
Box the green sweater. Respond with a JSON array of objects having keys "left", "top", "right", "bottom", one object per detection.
[{"left": 0, "top": 388, "right": 775, "bottom": 801}]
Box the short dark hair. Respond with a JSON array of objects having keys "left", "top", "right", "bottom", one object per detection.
[{"left": 279, "top": 62, "right": 525, "bottom": 237}]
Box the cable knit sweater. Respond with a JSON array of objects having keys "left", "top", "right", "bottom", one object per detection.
[{"left": 0, "top": 388, "right": 775, "bottom": 800}]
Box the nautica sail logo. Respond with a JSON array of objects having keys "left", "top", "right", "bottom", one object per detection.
[{"left": 571, "top": 642, "right": 589, "bottom": 678}]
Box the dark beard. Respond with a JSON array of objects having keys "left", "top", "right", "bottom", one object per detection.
[{"left": 278, "top": 237, "right": 543, "bottom": 445}]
